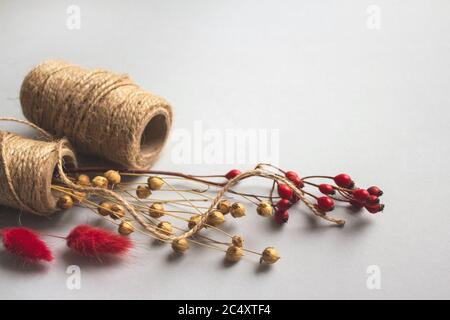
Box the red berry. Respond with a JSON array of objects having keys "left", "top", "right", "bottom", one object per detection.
[
  {"left": 365, "top": 204, "right": 384, "bottom": 214},
  {"left": 334, "top": 174, "right": 353, "bottom": 188},
  {"left": 285, "top": 171, "right": 298, "bottom": 180},
  {"left": 290, "top": 193, "right": 300, "bottom": 204},
  {"left": 368, "top": 186, "right": 383, "bottom": 197},
  {"left": 319, "top": 184, "right": 335, "bottom": 195},
  {"left": 277, "top": 184, "right": 293, "bottom": 199},
  {"left": 276, "top": 199, "right": 291, "bottom": 210},
  {"left": 292, "top": 176, "right": 304, "bottom": 188},
  {"left": 349, "top": 199, "right": 364, "bottom": 209},
  {"left": 317, "top": 196, "right": 334, "bottom": 212},
  {"left": 274, "top": 210, "right": 289, "bottom": 224},
  {"left": 285, "top": 171, "right": 304, "bottom": 188},
  {"left": 225, "top": 169, "right": 241, "bottom": 180},
  {"left": 352, "top": 189, "right": 370, "bottom": 202},
  {"left": 367, "top": 195, "right": 380, "bottom": 205}
]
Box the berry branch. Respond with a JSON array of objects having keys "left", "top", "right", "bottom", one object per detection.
[{"left": 50, "top": 164, "right": 384, "bottom": 264}]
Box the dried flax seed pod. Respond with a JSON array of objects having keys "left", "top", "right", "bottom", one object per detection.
[{"left": 20, "top": 60, "right": 173, "bottom": 169}]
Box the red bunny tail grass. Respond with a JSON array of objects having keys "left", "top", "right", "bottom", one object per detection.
[
  {"left": 0, "top": 227, "right": 53, "bottom": 262},
  {"left": 66, "top": 225, "right": 132, "bottom": 257}
]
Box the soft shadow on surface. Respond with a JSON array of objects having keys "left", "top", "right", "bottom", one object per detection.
[
  {"left": 266, "top": 218, "right": 288, "bottom": 232},
  {"left": 75, "top": 153, "right": 119, "bottom": 170},
  {"left": 166, "top": 251, "right": 186, "bottom": 263},
  {"left": 255, "top": 263, "right": 272, "bottom": 274},
  {"left": 341, "top": 217, "right": 373, "bottom": 234},
  {"left": 0, "top": 204, "right": 88, "bottom": 236},
  {"left": 296, "top": 205, "right": 373, "bottom": 235},
  {"left": 220, "top": 257, "right": 239, "bottom": 269},
  {"left": 340, "top": 206, "right": 374, "bottom": 234},
  {"left": 298, "top": 212, "right": 344, "bottom": 232},
  {"left": 345, "top": 206, "right": 365, "bottom": 215},
  {"left": 151, "top": 238, "right": 166, "bottom": 247},
  {"left": 217, "top": 256, "right": 275, "bottom": 274},
  {"left": 0, "top": 251, "right": 50, "bottom": 274},
  {"left": 0, "top": 206, "right": 66, "bottom": 228},
  {"left": 61, "top": 250, "right": 127, "bottom": 269}
]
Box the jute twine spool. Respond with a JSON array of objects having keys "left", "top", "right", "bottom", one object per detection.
[
  {"left": 20, "top": 60, "right": 172, "bottom": 169},
  {"left": 0, "top": 126, "right": 76, "bottom": 215}
]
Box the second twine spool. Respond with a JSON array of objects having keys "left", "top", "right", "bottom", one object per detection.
[{"left": 20, "top": 60, "right": 172, "bottom": 169}]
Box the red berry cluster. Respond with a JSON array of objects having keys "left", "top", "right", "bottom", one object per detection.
[
  {"left": 274, "top": 171, "right": 304, "bottom": 224},
  {"left": 225, "top": 167, "right": 384, "bottom": 226},
  {"left": 314, "top": 174, "right": 384, "bottom": 214}
]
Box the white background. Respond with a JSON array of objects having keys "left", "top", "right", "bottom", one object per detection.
[{"left": 0, "top": 0, "right": 449, "bottom": 299}]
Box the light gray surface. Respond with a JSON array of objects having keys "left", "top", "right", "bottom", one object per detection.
[{"left": 0, "top": 0, "right": 449, "bottom": 300}]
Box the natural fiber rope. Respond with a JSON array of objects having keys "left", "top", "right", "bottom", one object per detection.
[
  {"left": 0, "top": 124, "right": 76, "bottom": 215},
  {"left": 20, "top": 60, "right": 173, "bottom": 169}
]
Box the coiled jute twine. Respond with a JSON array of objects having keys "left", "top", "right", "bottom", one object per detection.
[
  {"left": 0, "top": 119, "right": 76, "bottom": 215},
  {"left": 20, "top": 60, "right": 172, "bottom": 170}
]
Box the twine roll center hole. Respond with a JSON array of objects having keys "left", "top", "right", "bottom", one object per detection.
[
  {"left": 51, "top": 155, "right": 77, "bottom": 199},
  {"left": 140, "top": 114, "right": 168, "bottom": 155}
]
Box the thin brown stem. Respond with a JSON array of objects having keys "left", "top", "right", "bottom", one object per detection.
[
  {"left": 66, "top": 167, "right": 227, "bottom": 187},
  {"left": 302, "top": 175, "right": 333, "bottom": 180}
]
